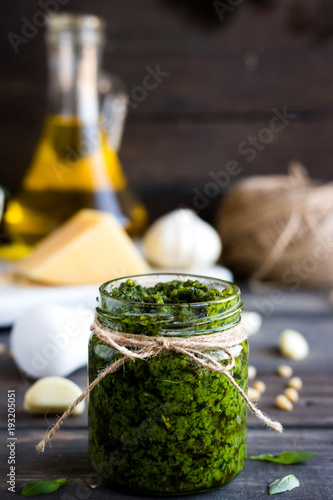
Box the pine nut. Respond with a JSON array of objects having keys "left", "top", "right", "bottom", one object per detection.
[
  {"left": 277, "top": 364, "right": 293, "bottom": 378},
  {"left": 253, "top": 380, "right": 266, "bottom": 394},
  {"left": 288, "top": 376, "right": 303, "bottom": 391},
  {"left": 284, "top": 387, "right": 299, "bottom": 403},
  {"left": 248, "top": 387, "right": 261, "bottom": 401},
  {"left": 275, "top": 394, "right": 293, "bottom": 411}
]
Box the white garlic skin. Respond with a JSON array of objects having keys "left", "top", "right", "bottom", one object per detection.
[
  {"left": 23, "top": 376, "right": 85, "bottom": 415},
  {"left": 278, "top": 329, "right": 309, "bottom": 360},
  {"left": 242, "top": 311, "right": 262, "bottom": 336},
  {"left": 10, "top": 304, "right": 94, "bottom": 379},
  {"left": 248, "top": 365, "right": 257, "bottom": 380},
  {"left": 142, "top": 209, "right": 222, "bottom": 269}
]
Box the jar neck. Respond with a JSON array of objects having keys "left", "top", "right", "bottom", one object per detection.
[
  {"left": 96, "top": 274, "right": 243, "bottom": 338},
  {"left": 46, "top": 14, "right": 105, "bottom": 125}
]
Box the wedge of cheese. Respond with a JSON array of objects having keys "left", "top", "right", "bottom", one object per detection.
[{"left": 18, "top": 209, "right": 150, "bottom": 285}]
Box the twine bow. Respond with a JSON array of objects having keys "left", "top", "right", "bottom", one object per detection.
[{"left": 36, "top": 317, "right": 282, "bottom": 452}]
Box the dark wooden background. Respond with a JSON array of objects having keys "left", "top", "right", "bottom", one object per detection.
[{"left": 1, "top": 0, "right": 333, "bottom": 220}]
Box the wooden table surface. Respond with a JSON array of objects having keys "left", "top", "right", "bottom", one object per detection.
[{"left": 1, "top": 287, "right": 332, "bottom": 499}]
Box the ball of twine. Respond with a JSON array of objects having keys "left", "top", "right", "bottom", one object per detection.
[{"left": 217, "top": 163, "right": 333, "bottom": 288}]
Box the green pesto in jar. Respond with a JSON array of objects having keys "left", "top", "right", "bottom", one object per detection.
[{"left": 88, "top": 276, "right": 248, "bottom": 496}]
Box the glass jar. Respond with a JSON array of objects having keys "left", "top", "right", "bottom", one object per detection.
[{"left": 88, "top": 273, "right": 248, "bottom": 495}]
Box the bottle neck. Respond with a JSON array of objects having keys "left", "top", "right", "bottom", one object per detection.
[{"left": 46, "top": 31, "right": 102, "bottom": 124}]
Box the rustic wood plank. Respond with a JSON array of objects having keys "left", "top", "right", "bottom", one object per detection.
[
  {"left": 0, "top": 428, "right": 331, "bottom": 499},
  {"left": 242, "top": 288, "right": 332, "bottom": 315},
  {"left": 1, "top": 117, "right": 333, "bottom": 195},
  {"left": 3, "top": 44, "right": 333, "bottom": 116},
  {"left": 119, "top": 119, "right": 333, "bottom": 184},
  {"left": 246, "top": 312, "right": 333, "bottom": 427},
  {"left": 0, "top": 0, "right": 324, "bottom": 52},
  {"left": 2, "top": 0, "right": 333, "bottom": 118}
]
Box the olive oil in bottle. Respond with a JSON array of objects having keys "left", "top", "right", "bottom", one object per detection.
[{"left": 4, "top": 13, "right": 147, "bottom": 246}]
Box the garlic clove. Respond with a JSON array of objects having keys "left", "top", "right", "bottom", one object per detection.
[
  {"left": 242, "top": 311, "right": 262, "bottom": 336},
  {"left": 248, "top": 365, "right": 257, "bottom": 380},
  {"left": 278, "top": 329, "right": 309, "bottom": 360},
  {"left": 23, "top": 376, "right": 85, "bottom": 415},
  {"left": 142, "top": 209, "right": 222, "bottom": 269},
  {"left": 10, "top": 304, "right": 94, "bottom": 379}
]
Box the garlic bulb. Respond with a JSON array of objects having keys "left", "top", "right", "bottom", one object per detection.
[
  {"left": 142, "top": 209, "right": 222, "bottom": 269},
  {"left": 10, "top": 304, "right": 94, "bottom": 379}
]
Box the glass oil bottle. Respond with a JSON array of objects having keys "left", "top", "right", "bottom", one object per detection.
[{"left": 4, "top": 13, "right": 147, "bottom": 247}]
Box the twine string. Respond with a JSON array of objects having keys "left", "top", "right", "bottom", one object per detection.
[
  {"left": 36, "top": 318, "right": 282, "bottom": 452},
  {"left": 218, "top": 163, "right": 333, "bottom": 287},
  {"left": 250, "top": 210, "right": 303, "bottom": 284}
]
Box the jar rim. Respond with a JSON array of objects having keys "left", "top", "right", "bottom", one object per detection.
[
  {"left": 99, "top": 272, "right": 240, "bottom": 308},
  {"left": 97, "top": 273, "right": 242, "bottom": 336}
]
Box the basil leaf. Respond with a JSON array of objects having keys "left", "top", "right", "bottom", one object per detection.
[
  {"left": 251, "top": 451, "right": 317, "bottom": 465},
  {"left": 22, "top": 478, "right": 67, "bottom": 496},
  {"left": 269, "top": 474, "right": 300, "bottom": 495}
]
